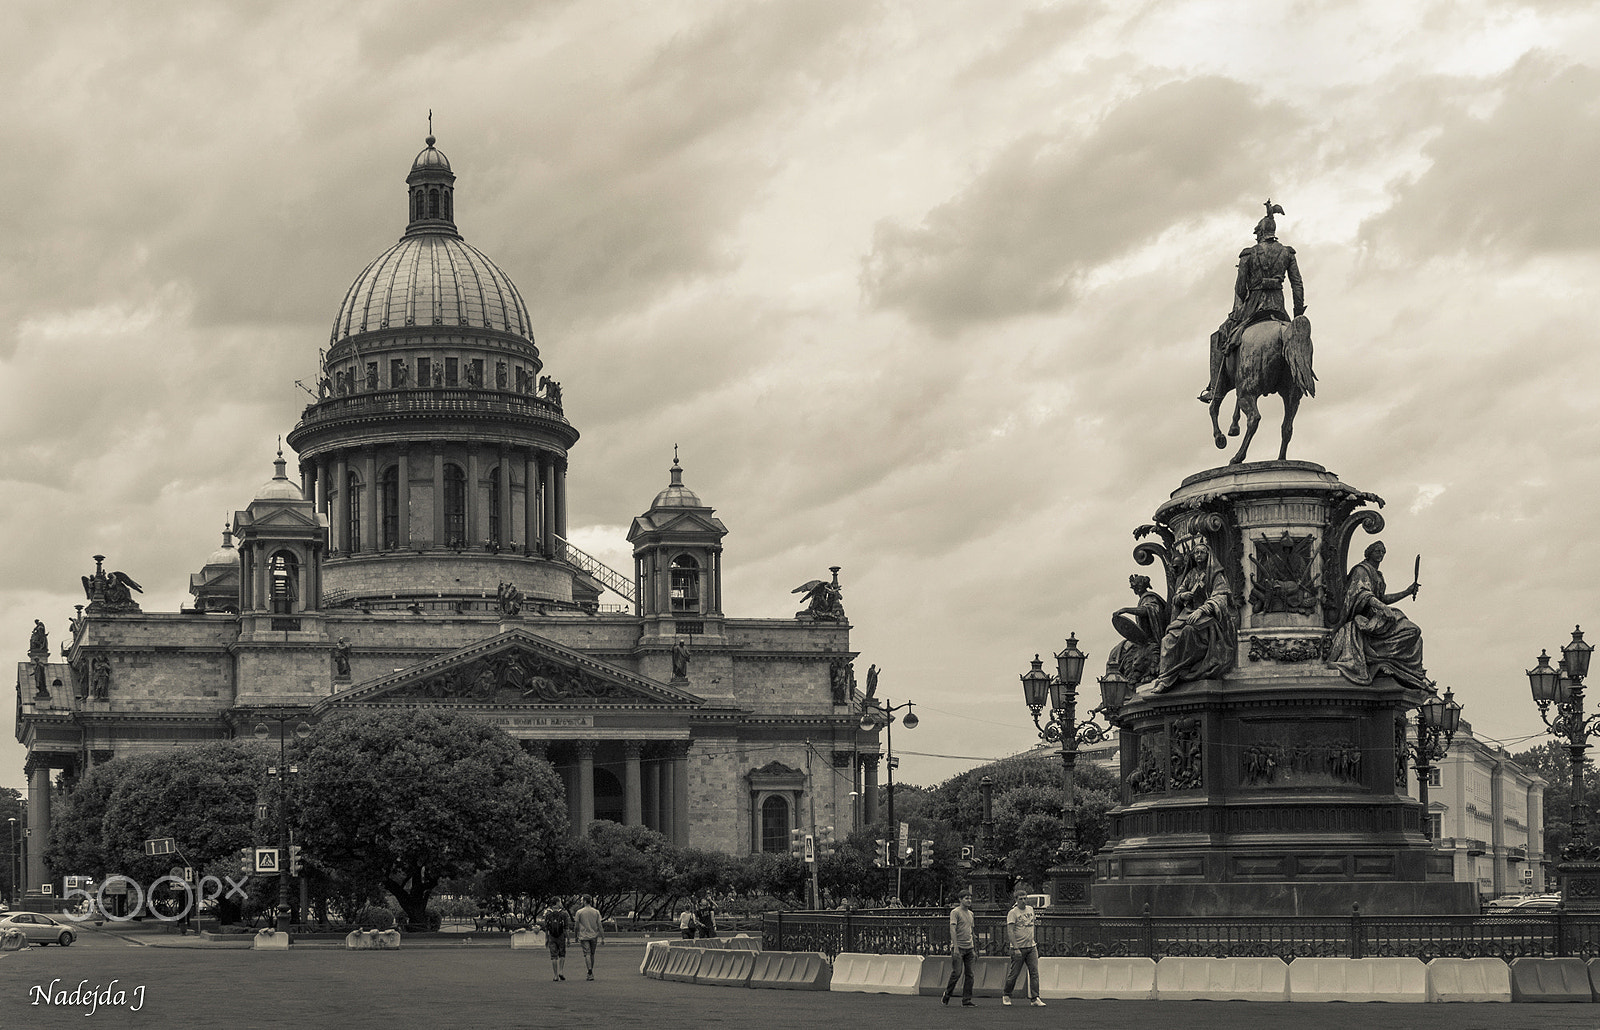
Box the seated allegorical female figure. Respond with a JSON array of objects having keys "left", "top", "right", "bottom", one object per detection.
[{"left": 1329, "top": 540, "right": 1428, "bottom": 690}]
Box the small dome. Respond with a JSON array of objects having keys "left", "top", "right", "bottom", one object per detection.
[
  {"left": 651, "top": 455, "right": 702, "bottom": 508},
  {"left": 256, "top": 450, "right": 304, "bottom": 501},
  {"left": 206, "top": 526, "right": 240, "bottom": 567},
  {"left": 412, "top": 136, "right": 451, "bottom": 173}
]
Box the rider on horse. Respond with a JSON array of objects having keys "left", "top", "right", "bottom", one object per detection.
[{"left": 1199, "top": 201, "right": 1306, "bottom": 404}]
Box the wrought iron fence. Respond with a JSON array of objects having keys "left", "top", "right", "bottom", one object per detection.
[{"left": 762, "top": 907, "right": 1600, "bottom": 962}]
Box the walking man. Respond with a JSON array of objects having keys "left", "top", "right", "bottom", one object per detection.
[
  {"left": 942, "top": 889, "right": 977, "bottom": 1006},
  {"left": 1003, "top": 889, "right": 1045, "bottom": 1007},
  {"left": 574, "top": 895, "right": 605, "bottom": 981},
  {"left": 542, "top": 900, "right": 571, "bottom": 981}
]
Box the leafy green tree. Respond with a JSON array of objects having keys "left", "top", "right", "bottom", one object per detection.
[
  {"left": 0, "top": 787, "right": 22, "bottom": 901},
  {"left": 296, "top": 709, "right": 567, "bottom": 928},
  {"left": 1513, "top": 741, "right": 1575, "bottom": 860}
]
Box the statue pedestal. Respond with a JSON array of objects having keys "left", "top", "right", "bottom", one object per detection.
[
  {"left": 1557, "top": 861, "right": 1600, "bottom": 912},
  {"left": 967, "top": 867, "right": 1010, "bottom": 911},
  {"left": 1047, "top": 863, "right": 1096, "bottom": 912},
  {"left": 1093, "top": 462, "right": 1476, "bottom": 916}
]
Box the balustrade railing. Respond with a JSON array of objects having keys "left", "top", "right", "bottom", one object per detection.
[
  {"left": 295, "top": 387, "right": 567, "bottom": 428},
  {"left": 762, "top": 907, "right": 1600, "bottom": 962}
]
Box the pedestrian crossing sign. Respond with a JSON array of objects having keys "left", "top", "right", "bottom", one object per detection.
[{"left": 255, "top": 847, "right": 280, "bottom": 873}]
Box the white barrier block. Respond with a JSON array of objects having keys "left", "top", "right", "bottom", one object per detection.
[
  {"left": 1288, "top": 957, "right": 1426, "bottom": 1003},
  {"left": 251, "top": 928, "right": 290, "bottom": 951},
  {"left": 639, "top": 939, "right": 671, "bottom": 973},
  {"left": 1427, "top": 958, "right": 1512, "bottom": 1003},
  {"left": 1039, "top": 957, "right": 1157, "bottom": 1000},
  {"left": 513, "top": 929, "right": 546, "bottom": 951},
  {"left": 0, "top": 928, "right": 27, "bottom": 952},
  {"left": 1155, "top": 957, "right": 1289, "bottom": 1001},
  {"left": 829, "top": 952, "right": 924, "bottom": 995}
]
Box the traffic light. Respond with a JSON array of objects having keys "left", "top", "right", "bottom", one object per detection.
[
  {"left": 790, "top": 829, "right": 805, "bottom": 858},
  {"left": 289, "top": 845, "right": 303, "bottom": 876},
  {"left": 874, "top": 839, "right": 889, "bottom": 868},
  {"left": 920, "top": 839, "right": 934, "bottom": 869},
  {"left": 903, "top": 841, "right": 916, "bottom": 865},
  {"left": 238, "top": 847, "right": 253, "bottom": 877}
]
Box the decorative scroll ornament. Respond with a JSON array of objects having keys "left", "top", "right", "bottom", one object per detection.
[{"left": 1246, "top": 635, "right": 1332, "bottom": 663}]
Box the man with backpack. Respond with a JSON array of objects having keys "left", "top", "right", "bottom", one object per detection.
[{"left": 541, "top": 901, "right": 572, "bottom": 981}]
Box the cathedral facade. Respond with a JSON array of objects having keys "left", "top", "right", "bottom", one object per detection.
[{"left": 15, "top": 137, "right": 883, "bottom": 892}]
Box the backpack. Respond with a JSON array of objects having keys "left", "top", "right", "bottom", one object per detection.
[{"left": 543, "top": 907, "right": 570, "bottom": 936}]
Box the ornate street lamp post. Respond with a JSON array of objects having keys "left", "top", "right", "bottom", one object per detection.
[
  {"left": 859, "top": 699, "right": 917, "bottom": 840},
  {"left": 254, "top": 714, "right": 311, "bottom": 932},
  {"left": 6, "top": 817, "right": 17, "bottom": 906},
  {"left": 1527, "top": 626, "right": 1600, "bottom": 906},
  {"left": 1401, "top": 688, "right": 1462, "bottom": 841},
  {"left": 1019, "top": 634, "right": 1131, "bottom": 911}
]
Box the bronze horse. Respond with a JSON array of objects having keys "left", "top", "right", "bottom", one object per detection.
[{"left": 1208, "top": 315, "right": 1316, "bottom": 464}]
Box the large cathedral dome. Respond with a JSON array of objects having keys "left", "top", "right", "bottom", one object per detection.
[{"left": 330, "top": 234, "right": 532, "bottom": 343}]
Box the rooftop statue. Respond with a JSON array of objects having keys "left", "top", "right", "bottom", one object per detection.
[
  {"left": 793, "top": 567, "right": 846, "bottom": 621},
  {"left": 82, "top": 555, "right": 143, "bottom": 614},
  {"left": 1201, "top": 201, "right": 1317, "bottom": 464}
]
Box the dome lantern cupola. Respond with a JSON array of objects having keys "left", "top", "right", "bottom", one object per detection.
[
  {"left": 629, "top": 449, "right": 728, "bottom": 642},
  {"left": 405, "top": 121, "right": 458, "bottom": 238}
]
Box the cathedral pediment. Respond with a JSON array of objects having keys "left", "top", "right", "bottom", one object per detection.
[{"left": 321, "top": 628, "right": 703, "bottom": 709}]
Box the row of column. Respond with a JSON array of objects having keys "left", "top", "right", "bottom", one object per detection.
[
  {"left": 301, "top": 445, "right": 567, "bottom": 555},
  {"left": 237, "top": 540, "right": 321, "bottom": 613},
  {"left": 534, "top": 740, "right": 692, "bottom": 846}
]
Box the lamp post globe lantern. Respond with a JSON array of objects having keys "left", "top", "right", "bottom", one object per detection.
[{"left": 1527, "top": 623, "right": 1600, "bottom": 899}]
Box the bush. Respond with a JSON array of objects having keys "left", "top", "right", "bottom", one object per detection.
[{"left": 354, "top": 904, "right": 396, "bottom": 930}]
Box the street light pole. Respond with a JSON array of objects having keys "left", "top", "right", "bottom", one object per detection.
[
  {"left": 254, "top": 713, "right": 311, "bottom": 932},
  {"left": 6, "top": 817, "right": 16, "bottom": 906},
  {"left": 1019, "top": 634, "right": 1130, "bottom": 910},
  {"left": 1401, "top": 688, "right": 1462, "bottom": 841},
  {"left": 1528, "top": 627, "right": 1598, "bottom": 871},
  {"left": 860, "top": 698, "right": 917, "bottom": 849}
]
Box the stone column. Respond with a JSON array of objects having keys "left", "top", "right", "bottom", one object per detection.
[
  {"left": 563, "top": 759, "right": 580, "bottom": 838},
  {"left": 660, "top": 752, "right": 676, "bottom": 843},
  {"left": 534, "top": 447, "right": 547, "bottom": 550},
  {"left": 432, "top": 448, "right": 445, "bottom": 548},
  {"left": 623, "top": 741, "right": 644, "bottom": 827},
  {"left": 497, "top": 449, "right": 511, "bottom": 549},
  {"left": 542, "top": 459, "right": 557, "bottom": 554},
  {"left": 26, "top": 762, "right": 51, "bottom": 891},
  {"left": 671, "top": 741, "right": 691, "bottom": 847},
  {"left": 361, "top": 448, "right": 377, "bottom": 554},
  {"left": 300, "top": 461, "right": 314, "bottom": 503},
  {"left": 255, "top": 543, "right": 269, "bottom": 611},
  {"left": 556, "top": 458, "right": 568, "bottom": 539},
  {"left": 645, "top": 758, "right": 661, "bottom": 833},
  {"left": 862, "top": 754, "right": 881, "bottom": 827},
  {"left": 397, "top": 449, "right": 410, "bottom": 548},
  {"left": 334, "top": 453, "right": 350, "bottom": 552},
  {"left": 576, "top": 740, "right": 596, "bottom": 835},
  {"left": 466, "top": 446, "right": 481, "bottom": 547}
]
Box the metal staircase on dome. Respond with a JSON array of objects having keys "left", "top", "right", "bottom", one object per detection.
[{"left": 553, "top": 535, "right": 636, "bottom": 606}]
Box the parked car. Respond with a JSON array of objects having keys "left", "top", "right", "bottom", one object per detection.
[
  {"left": 1485, "top": 893, "right": 1562, "bottom": 912},
  {"left": 0, "top": 912, "right": 78, "bottom": 946}
]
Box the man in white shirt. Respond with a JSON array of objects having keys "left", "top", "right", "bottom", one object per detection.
[{"left": 1003, "top": 889, "right": 1045, "bottom": 1006}]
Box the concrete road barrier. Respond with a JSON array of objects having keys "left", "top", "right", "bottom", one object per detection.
[
  {"left": 343, "top": 929, "right": 401, "bottom": 950},
  {"left": 1038, "top": 957, "right": 1157, "bottom": 1000},
  {"left": 830, "top": 953, "right": 924, "bottom": 994},
  {"left": 662, "top": 946, "right": 706, "bottom": 983},
  {"left": 1509, "top": 957, "right": 1592, "bottom": 1002},
  {"left": 0, "top": 928, "right": 26, "bottom": 952},
  {"left": 748, "top": 950, "right": 832, "bottom": 991},
  {"left": 696, "top": 948, "right": 756, "bottom": 988},
  {"left": 643, "top": 940, "right": 676, "bottom": 979},
  {"left": 1154, "top": 957, "right": 1289, "bottom": 1001},
  {"left": 1287, "top": 958, "right": 1426, "bottom": 1002},
  {"left": 251, "top": 928, "right": 290, "bottom": 951},
  {"left": 639, "top": 939, "right": 671, "bottom": 973},
  {"left": 723, "top": 934, "right": 761, "bottom": 952},
  {"left": 1427, "top": 957, "right": 1511, "bottom": 1002},
  {"left": 513, "top": 929, "right": 546, "bottom": 951}
]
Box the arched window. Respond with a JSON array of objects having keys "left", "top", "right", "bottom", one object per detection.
[
  {"left": 380, "top": 466, "right": 399, "bottom": 549},
  {"left": 761, "top": 796, "right": 790, "bottom": 853},
  {"left": 346, "top": 471, "right": 362, "bottom": 552},
  {"left": 268, "top": 550, "right": 299, "bottom": 614},
  {"left": 487, "top": 467, "right": 501, "bottom": 547},
  {"left": 670, "top": 554, "right": 700, "bottom": 613},
  {"left": 444, "top": 463, "right": 466, "bottom": 546},
  {"left": 427, "top": 188, "right": 440, "bottom": 219}
]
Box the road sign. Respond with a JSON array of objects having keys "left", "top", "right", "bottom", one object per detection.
[
  {"left": 40, "top": 883, "right": 54, "bottom": 895},
  {"left": 184, "top": 867, "right": 195, "bottom": 883},
  {"left": 803, "top": 834, "right": 815, "bottom": 863},
  {"left": 254, "top": 847, "right": 280, "bottom": 873},
  {"left": 144, "top": 838, "right": 177, "bottom": 856}
]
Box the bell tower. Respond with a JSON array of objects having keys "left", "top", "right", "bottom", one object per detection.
[{"left": 628, "top": 453, "right": 727, "bottom": 643}]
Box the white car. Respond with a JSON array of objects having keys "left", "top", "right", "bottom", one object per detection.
[
  {"left": 1485, "top": 893, "right": 1561, "bottom": 912},
  {"left": 0, "top": 912, "right": 78, "bottom": 946}
]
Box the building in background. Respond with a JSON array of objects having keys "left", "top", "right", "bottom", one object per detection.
[
  {"left": 14, "top": 136, "right": 880, "bottom": 894},
  {"left": 1407, "top": 719, "right": 1547, "bottom": 899}
]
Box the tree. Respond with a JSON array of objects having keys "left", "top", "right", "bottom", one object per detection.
[
  {"left": 0, "top": 787, "right": 22, "bottom": 901},
  {"left": 296, "top": 709, "right": 567, "bottom": 928},
  {"left": 1513, "top": 741, "right": 1575, "bottom": 860}
]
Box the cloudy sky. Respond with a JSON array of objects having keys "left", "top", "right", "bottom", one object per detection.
[{"left": 5, "top": 0, "right": 1600, "bottom": 794}]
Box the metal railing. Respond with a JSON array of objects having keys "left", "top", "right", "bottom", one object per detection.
[
  {"left": 762, "top": 907, "right": 1600, "bottom": 962},
  {"left": 553, "top": 534, "right": 636, "bottom": 606}
]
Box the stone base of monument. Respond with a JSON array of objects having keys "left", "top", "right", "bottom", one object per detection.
[
  {"left": 967, "top": 868, "right": 1010, "bottom": 911},
  {"left": 1047, "top": 863, "right": 1096, "bottom": 913},
  {"left": 1091, "top": 462, "right": 1475, "bottom": 916},
  {"left": 1556, "top": 861, "right": 1600, "bottom": 912}
]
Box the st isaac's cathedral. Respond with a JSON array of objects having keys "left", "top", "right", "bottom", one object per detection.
[{"left": 14, "top": 136, "right": 878, "bottom": 890}]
